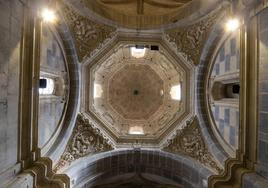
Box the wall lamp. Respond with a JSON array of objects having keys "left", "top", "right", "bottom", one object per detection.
[{"left": 41, "top": 8, "right": 57, "bottom": 23}]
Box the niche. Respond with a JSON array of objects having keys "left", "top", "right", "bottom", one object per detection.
[{"left": 211, "top": 81, "right": 240, "bottom": 101}]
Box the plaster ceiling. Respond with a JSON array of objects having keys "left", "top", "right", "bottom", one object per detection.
[
  {"left": 109, "top": 64, "right": 164, "bottom": 120},
  {"left": 62, "top": 0, "right": 226, "bottom": 29},
  {"left": 81, "top": 0, "right": 192, "bottom": 28}
]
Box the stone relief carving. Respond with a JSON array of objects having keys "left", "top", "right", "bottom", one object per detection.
[
  {"left": 54, "top": 114, "right": 113, "bottom": 172},
  {"left": 163, "top": 116, "right": 223, "bottom": 174},
  {"left": 164, "top": 10, "right": 221, "bottom": 65},
  {"left": 61, "top": 3, "right": 116, "bottom": 62}
]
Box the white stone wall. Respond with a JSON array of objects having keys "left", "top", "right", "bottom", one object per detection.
[
  {"left": 38, "top": 25, "right": 68, "bottom": 150},
  {"left": 0, "top": 0, "right": 24, "bottom": 185}
]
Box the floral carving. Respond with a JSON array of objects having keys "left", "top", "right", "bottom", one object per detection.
[
  {"left": 61, "top": 3, "right": 116, "bottom": 62},
  {"left": 163, "top": 116, "right": 223, "bottom": 174},
  {"left": 54, "top": 114, "right": 113, "bottom": 172},
  {"left": 164, "top": 10, "right": 221, "bottom": 65}
]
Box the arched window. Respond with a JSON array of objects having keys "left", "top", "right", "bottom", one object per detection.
[{"left": 39, "top": 77, "right": 54, "bottom": 95}]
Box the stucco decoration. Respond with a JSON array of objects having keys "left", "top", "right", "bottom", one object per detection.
[
  {"left": 164, "top": 9, "right": 221, "bottom": 65},
  {"left": 60, "top": 3, "right": 116, "bottom": 62},
  {"left": 84, "top": 43, "right": 189, "bottom": 146},
  {"left": 54, "top": 114, "right": 113, "bottom": 172},
  {"left": 163, "top": 116, "right": 223, "bottom": 174}
]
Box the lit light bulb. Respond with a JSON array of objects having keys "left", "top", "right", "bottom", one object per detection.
[
  {"left": 41, "top": 8, "right": 56, "bottom": 23},
  {"left": 225, "top": 18, "right": 240, "bottom": 32}
]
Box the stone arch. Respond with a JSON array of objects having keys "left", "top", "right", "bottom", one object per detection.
[
  {"left": 195, "top": 12, "right": 230, "bottom": 164},
  {"left": 63, "top": 150, "right": 213, "bottom": 188},
  {"left": 43, "top": 15, "right": 81, "bottom": 163}
]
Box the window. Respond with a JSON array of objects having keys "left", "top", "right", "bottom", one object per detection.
[
  {"left": 94, "top": 83, "right": 103, "bottom": 98},
  {"left": 232, "top": 84, "right": 240, "bottom": 94},
  {"left": 39, "top": 77, "right": 54, "bottom": 95},
  {"left": 131, "top": 47, "right": 146, "bottom": 58},
  {"left": 129, "top": 126, "right": 144, "bottom": 135},
  {"left": 211, "top": 82, "right": 240, "bottom": 100},
  {"left": 170, "top": 84, "right": 181, "bottom": 101}
]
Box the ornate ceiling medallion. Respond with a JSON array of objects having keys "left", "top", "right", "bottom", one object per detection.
[
  {"left": 54, "top": 114, "right": 113, "bottom": 172},
  {"left": 163, "top": 116, "right": 223, "bottom": 174},
  {"left": 59, "top": 3, "right": 116, "bottom": 62}
]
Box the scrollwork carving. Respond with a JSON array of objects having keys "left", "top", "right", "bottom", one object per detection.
[
  {"left": 163, "top": 116, "right": 223, "bottom": 174},
  {"left": 61, "top": 3, "right": 116, "bottom": 62},
  {"left": 54, "top": 114, "right": 113, "bottom": 172},
  {"left": 164, "top": 10, "right": 221, "bottom": 65}
]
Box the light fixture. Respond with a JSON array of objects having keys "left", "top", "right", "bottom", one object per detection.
[
  {"left": 41, "top": 8, "right": 56, "bottom": 23},
  {"left": 131, "top": 47, "right": 146, "bottom": 58},
  {"left": 225, "top": 18, "right": 240, "bottom": 32},
  {"left": 129, "top": 126, "right": 144, "bottom": 135},
  {"left": 170, "top": 84, "right": 181, "bottom": 101}
]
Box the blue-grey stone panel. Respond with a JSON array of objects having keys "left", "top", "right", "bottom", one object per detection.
[{"left": 258, "top": 7, "right": 268, "bottom": 178}]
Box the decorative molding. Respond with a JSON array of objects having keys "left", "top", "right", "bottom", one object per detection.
[
  {"left": 163, "top": 116, "right": 223, "bottom": 174},
  {"left": 25, "top": 157, "right": 70, "bottom": 188},
  {"left": 60, "top": 3, "right": 116, "bottom": 62},
  {"left": 54, "top": 114, "right": 113, "bottom": 172},
  {"left": 164, "top": 10, "right": 221, "bottom": 65}
]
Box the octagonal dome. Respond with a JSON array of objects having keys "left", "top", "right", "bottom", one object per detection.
[
  {"left": 82, "top": 38, "right": 194, "bottom": 147},
  {"left": 108, "top": 64, "right": 164, "bottom": 120}
]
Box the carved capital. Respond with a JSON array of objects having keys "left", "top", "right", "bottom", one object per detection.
[
  {"left": 163, "top": 116, "right": 223, "bottom": 174},
  {"left": 54, "top": 114, "right": 113, "bottom": 172}
]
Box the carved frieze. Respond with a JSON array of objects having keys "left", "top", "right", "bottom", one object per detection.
[
  {"left": 54, "top": 114, "right": 113, "bottom": 172},
  {"left": 163, "top": 116, "right": 223, "bottom": 174},
  {"left": 164, "top": 10, "right": 221, "bottom": 65},
  {"left": 60, "top": 3, "right": 116, "bottom": 62}
]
